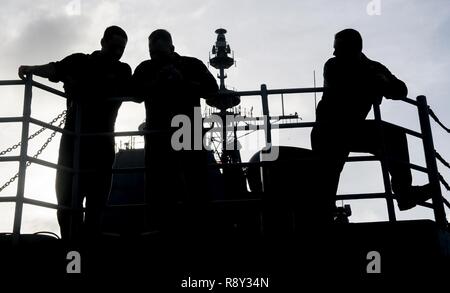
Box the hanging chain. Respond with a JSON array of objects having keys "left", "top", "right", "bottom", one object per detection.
[
  {"left": 0, "top": 110, "right": 66, "bottom": 156},
  {"left": 436, "top": 150, "right": 450, "bottom": 170},
  {"left": 429, "top": 108, "right": 450, "bottom": 133},
  {"left": 0, "top": 112, "right": 66, "bottom": 193}
]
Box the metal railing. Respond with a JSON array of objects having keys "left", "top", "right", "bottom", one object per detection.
[{"left": 0, "top": 75, "right": 448, "bottom": 242}]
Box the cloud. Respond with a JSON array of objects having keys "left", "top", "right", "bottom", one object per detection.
[{"left": 1, "top": 16, "right": 92, "bottom": 80}]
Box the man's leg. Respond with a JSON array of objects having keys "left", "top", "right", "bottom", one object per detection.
[
  {"left": 83, "top": 146, "right": 115, "bottom": 238},
  {"left": 348, "top": 120, "right": 430, "bottom": 210},
  {"left": 180, "top": 150, "right": 210, "bottom": 233},
  {"left": 84, "top": 173, "right": 112, "bottom": 238},
  {"left": 145, "top": 134, "right": 179, "bottom": 233},
  {"left": 311, "top": 126, "right": 348, "bottom": 223},
  {"left": 56, "top": 169, "right": 76, "bottom": 240},
  {"left": 55, "top": 136, "right": 83, "bottom": 241},
  {"left": 348, "top": 120, "right": 412, "bottom": 194}
]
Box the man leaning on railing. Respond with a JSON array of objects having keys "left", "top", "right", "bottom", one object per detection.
[
  {"left": 311, "top": 28, "right": 432, "bottom": 218},
  {"left": 18, "top": 25, "right": 132, "bottom": 241}
]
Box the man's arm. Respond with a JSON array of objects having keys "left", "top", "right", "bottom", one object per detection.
[
  {"left": 382, "top": 74, "right": 407, "bottom": 100},
  {"left": 18, "top": 64, "right": 56, "bottom": 80},
  {"left": 130, "top": 62, "right": 152, "bottom": 103},
  {"left": 186, "top": 60, "right": 219, "bottom": 100},
  {"left": 372, "top": 63, "right": 408, "bottom": 100}
]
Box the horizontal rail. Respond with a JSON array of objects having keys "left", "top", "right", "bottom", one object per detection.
[
  {"left": 336, "top": 192, "right": 388, "bottom": 201},
  {"left": 0, "top": 80, "right": 24, "bottom": 86},
  {"left": 214, "top": 87, "right": 325, "bottom": 97},
  {"left": 29, "top": 117, "right": 73, "bottom": 135},
  {"left": 266, "top": 87, "right": 325, "bottom": 95},
  {"left": 6, "top": 154, "right": 428, "bottom": 177},
  {"left": 31, "top": 80, "right": 65, "bottom": 98},
  {"left": 409, "top": 162, "right": 429, "bottom": 173},
  {"left": 12, "top": 119, "right": 424, "bottom": 140},
  {"left": 0, "top": 196, "right": 17, "bottom": 202},
  {"left": 0, "top": 80, "right": 419, "bottom": 112},
  {"left": 400, "top": 97, "right": 418, "bottom": 106},
  {"left": 417, "top": 201, "right": 434, "bottom": 209},
  {"left": 277, "top": 122, "right": 316, "bottom": 129},
  {"left": 383, "top": 121, "right": 422, "bottom": 139},
  {"left": 23, "top": 197, "right": 60, "bottom": 210},
  {"left": 0, "top": 196, "right": 79, "bottom": 211},
  {"left": 27, "top": 156, "right": 73, "bottom": 173},
  {"left": 336, "top": 192, "right": 433, "bottom": 210},
  {"left": 401, "top": 126, "right": 422, "bottom": 139},
  {"left": 0, "top": 156, "right": 21, "bottom": 162},
  {"left": 0, "top": 192, "right": 434, "bottom": 210},
  {"left": 0, "top": 117, "right": 23, "bottom": 123},
  {"left": 346, "top": 155, "right": 379, "bottom": 162},
  {"left": 82, "top": 130, "right": 146, "bottom": 137}
]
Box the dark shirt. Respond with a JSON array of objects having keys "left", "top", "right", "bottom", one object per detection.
[
  {"left": 315, "top": 54, "right": 407, "bottom": 126},
  {"left": 132, "top": 53, "right": 218, "bottom": 130},
  {"left": 50, "top": 50, "right": 132, "bottom": 134}
]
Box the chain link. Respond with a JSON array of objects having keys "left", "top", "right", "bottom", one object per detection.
[
  {"left": 0, "top": 110, "right": 66, "bottom": 156},
  {"left": 0, "top": 112, "right": 66, "bottom": 193},
  {"left": 439, "top": 173, "right": 450, "bottom": 192},
  {"left": 429, "top": 108, "right": 450, "bottom": 133},
  {"left": 0, "top": 173, "right": 19, "bottom": 192},
  {"left": 436, "top": 150, "right": 450, "bottom": 170}
]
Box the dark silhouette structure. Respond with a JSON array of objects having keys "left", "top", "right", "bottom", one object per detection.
[
  {"left": 132, "top": 29, "right": 218, "bottom": 232},
  {"left": 248, "top": 146, "right": 326, "bottom": 234},
  {"left": 311, "top": 28, "right": 431, "bottom": 213},
  {"left": 18, "top": 26, "right": 132, "bottom": 240}
]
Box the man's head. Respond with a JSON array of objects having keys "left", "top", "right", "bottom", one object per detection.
[
  {"left": 333, "top": 29, "right": 363, "bottom": 61},
  {"left": 101, "top": 25, "right": 128, "bottom": 61},
  {"left": 148, "top": 29, "right": 174, "bottom": 61}
]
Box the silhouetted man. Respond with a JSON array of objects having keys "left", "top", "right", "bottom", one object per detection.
[
  {"left": 132, "top": 29, "right": 218, "bottom": 232},
  {"left": 311, "top": 29, "right": 431, "bottom": 216},
  {"left": 18, "top": 26, "right": 132, "bottom": 240}
]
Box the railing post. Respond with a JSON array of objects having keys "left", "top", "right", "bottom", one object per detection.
[
  {"left": 373, "top": 102, "right": 397, "bottom": 222},
  {"left": 69, "top": 101, "right": 82, "bottom": 242},
  {"left": 261, "top": 84, "right": 271, "bottom": 148},
  {"left": 260, "top": 84, "right": 272, "bottom": 233},
  {"left": 12, "top": 74, "right": 33, "bottom": 241},
  {"left": 417, "top": 95, "right": 447, "bottom": 228}
]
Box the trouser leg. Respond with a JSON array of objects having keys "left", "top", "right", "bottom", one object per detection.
[
  {"left": 311, "top": 126, "right": 348, "bottom": 223},
  {"left": 145, "top": 134, "right": 180, "bottom": 233},
  {"left": 348, "top": 120, "right": 412, "bottom": 194},
  {"left": 84, "top": 171, "right": 112, "bottom": 237},
  {"left": 56, "top": 168, "right": 83, "bottom": 241},
  {"left": 56, "top": 137, "right": 84, "bottom": 241}
]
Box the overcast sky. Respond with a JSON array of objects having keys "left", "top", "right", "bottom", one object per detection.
[{"left": 0, "top": 0, "right": 449, "bottom": 236}]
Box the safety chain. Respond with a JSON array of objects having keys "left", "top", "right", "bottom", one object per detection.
[
  {"left": 439, "top": 173, "right": 450, "bottom": 192},
  {"left": 442, "top": 196, "right": 450, "bottom": 209},
  {"left": 429, "top": 108, "right": 450, "bottom": 133},
  {"left": 0, "top": 113, "right": 66, "bottom": 193},
  {"left": 0, "top": 110, "right": 66, "bottom": 156},
  {"left": 436, "top": 151, "right": 450, "bottom": 170},
  {"left": 427, "top": 108, "right": 450, "bottom": 205}
]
